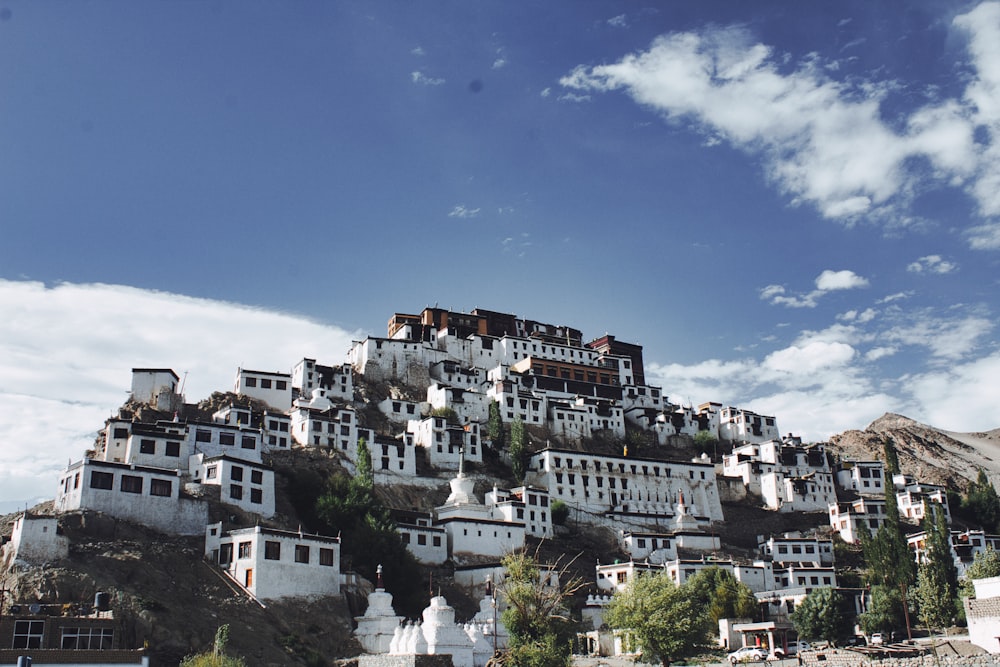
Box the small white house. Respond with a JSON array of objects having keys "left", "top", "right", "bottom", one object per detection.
[
  {"left": 965, "top": 575, "right": 1000, "bottom": 653},
  {"left": 56, "top": 459, "right": 207, "bottom": 535},
  {"left": 234, "top": 367, "right": 293, "bottom": 410},
  {"left": 130, "top": 368, "right": 181, "bottom": 410},
  {"left": 1, "top": 513, "right": 69, "bottom": 565},
  {"left": 189, "top": 454, "right": 276, "bottom": 518},
  {"left": 204, "top": 522, "right": 342, "bottom": 602}
]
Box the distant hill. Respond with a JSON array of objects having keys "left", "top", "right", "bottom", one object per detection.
[{"left": 829, "top": 412, "right": 1000, "bottom": 490}]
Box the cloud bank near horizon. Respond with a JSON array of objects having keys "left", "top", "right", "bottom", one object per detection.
[{"left": 0, "top": 280, "right": 360, "bottom": 510}]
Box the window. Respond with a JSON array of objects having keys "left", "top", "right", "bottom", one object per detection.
[
  {"left": 196, "top": 429, "right": 212, "bottom": 442},
  {"left": 245, "top": 377, "right": 257, "bottom": 387},
  {"left": 13, "top": 620, "right": 45, "bottom": 649},
  {"left": 165, "top": 441, "right": 180, "bottom": 457},
  {"left": 295, "top": 545, "right": 310, "bottom": 563},
  {"left": 231, "top": 466, "right": 244, "bottom": 481},
  {"left": 251, "top": 470, "right": 263, "bottom": 484},
  {"left": 264, "top": 541, "right": 281, "bottom": 560},
  {"left": 238, "top": 541, "right": 252, "bottom": 558},
  {"left": 219, "top": 543, "right": 233, "bottom": 564},
  {"left": 206, "top": 465, "right": 217, "bottom": 480},
  {"left": 90, "top": 470, "right": 114, "bottom": 490},
  {"left": 250, "top": 488, "right": 262, "bottom": 504},
  {"left": 113, "top": 427, "right": 129, "bottom": 439},
  {"left": 139, "top": 439, "right": 155, "bottom": 454},
  {"left": 276, "top": 380, "right": 287, "bottom": 391},
  {"left": 320, "top": 548, "right": 335, "bottom": 566},
  {"left": 242, "top": 435, "right": 255, "bottom": 449},
  {"left": 61, "top": 626, "right": 114, "bottom": 650},
  {"left": 260, "top": 378, "right": 272, "bottom": 389},
  {"left": 432, "top": 536, "right": 441, "bottom": 547},
  {"left": 120, "top": 475, "right": 143, "bottom": 494},
  {"left": 219, "top": 433, "right": 235, "bottom": 446},
  {"left": 417, "top": 534, "right": 427, "bottom": 545},
  {"left": 230, "top": 484, "right": 243, "bottom": 500},
  {"left": 150, "top": 479, "right": 172, "bottom": 497}
]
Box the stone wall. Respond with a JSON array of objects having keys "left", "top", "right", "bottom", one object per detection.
[{"left": 357, "top": 655, "right": 455, "bottom": 667}]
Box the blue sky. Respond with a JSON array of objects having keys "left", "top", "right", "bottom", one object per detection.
[{"left": 2, "top": 1, "right": 1000, "bottom": 510}]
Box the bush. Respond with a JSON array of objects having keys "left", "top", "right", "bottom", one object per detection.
[{"left": 550, "top": 500, "right": 569, "bottom": 526}]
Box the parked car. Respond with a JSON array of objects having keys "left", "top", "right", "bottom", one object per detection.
[
  {"left": 870, "top": 632, "right": 884, "bottom": 645},
  {"left": 728, "top": 646, "right": 768, "bottom": 663},
  {"left": 771, "top": 640, "right": 811, "bottom": 658}
]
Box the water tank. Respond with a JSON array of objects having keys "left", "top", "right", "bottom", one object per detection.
[{"left": 94, "top": 592, "right": 110, "bottom": 612}]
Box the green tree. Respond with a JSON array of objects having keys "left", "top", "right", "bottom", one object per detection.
[
  {"left": 883, "top": 437, "right": 901, "bottom": 476},
  {"left": 685, "top": 566, "right": 758, "bottom": 629},
  {"left": 963, "top": 469, "right": 1000, "bottom": 532},
  {"left": 860, "top": 471, "right": 916, "bottom": 590},
  {"left": 693, "top": 430, "right": 719, "bottom": 460},
  {"left": 792, "top": 588, "right": 852, "bottom": 645},
  {"left": 549, "top": 499, "right": 569, "bottom": 526},
  {"left": 960, "top": 547, "right": 1000, "bottom": 599},
  {"left": 356, "top": 436, "right": 373, "bottom": 488},
  {"left": 496, "top": 550, "right": 583, "bottom": 667},
  {"left": 915, "top": 501, "right": 958, "bottom": 630},
  {"left": 315, "top": 472, "right": 424, "bottom": 614},
  {"left": 181, "top": 625, "right": 246, "bottom": 667},
  {"left": 488, "top": 400, "right": 505, "bottom": 449},
  {"left": 859, "top": 585, "right": 905, "bottom": 635},
  {"left": 509, "top": 416, "right": 526, "bottom": 482},
  {"left": 604, "top": 571, "right": 709, "bottom": 666},
  {"left": 430, "top": 406, "right": 460, "bottom": 423}
]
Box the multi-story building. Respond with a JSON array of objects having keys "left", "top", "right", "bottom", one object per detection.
[{"left": 234, "top": 367, "right": 293, "bottom": 410}]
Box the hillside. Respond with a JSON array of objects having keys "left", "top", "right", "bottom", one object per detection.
[
  {"left": 4, "top": 410, "right": 1000, "bottom": 665},
  {"left": 829, "top": 412, "right": 1000, "bottom": 490}
]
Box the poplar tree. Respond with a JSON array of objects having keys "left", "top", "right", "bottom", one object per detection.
[
  {"left": 509, "top": 416, "right": 526, "bottom": 482},
  {"left": 488, "top": 400, "right": 505, "bottom": 449},
  {"left": 915, "top": 501, "right": 957, "bottom": 629}
]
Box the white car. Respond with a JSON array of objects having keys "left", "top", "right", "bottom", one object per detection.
[
  {"left": 728, "top": 646, "right": 768, "bottom": 663},
  {"left": 771, "top": 640, "right": 811, "bottom": 658},
  {"left": 871, "top": 633, "right": 884, "bottom": 645}
]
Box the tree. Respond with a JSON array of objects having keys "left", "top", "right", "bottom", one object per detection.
[
  {"left": 792, "top": 588, "right": 851, "bottom": 645},
  {"left": 430, "top": 406, "right": 460, "bottom": 423},
  {"left": 181, "top": 625, "right": 246, "bottom": 667},
  {"left": 315, "top": 472, "right": 424, "bottom": 614},
  {"left": 549, "top": 499, "right": 569, "bottom": 526},
  {"left": 859, "top": 585, "right": 905, "bottom": 635},
  {"left": 495, "top": 550, "right": 583, "bottom": 667},
  {"left": 488, "top": 400, "right": 505, "bottom": 449},
  {"left": 883, "top": 437, "right": 901, "bottom": 476},
  {"left": 915, "top": 501, "right": 958, "bottom": 630},
  {"left": 355, "top": 436, "right": 373, "bottom": 488},
  {"left": 960, "top": 547, "right": 1000, "bottom": 599},
  {"left": 860, "top": 471, "right": 916, "bottom": 590},
  {"left": 685, "top": 566, "right": 757, "bottom": 629},
  {"left": 604, "top": 571, "right": 708, "bottom": 667},
  {"left": 693, "top": 430, "right": 719, "bottom": 460},
  {"left": 963, "top": 469, "right": 1000, "bottom": 532},
  {"left": 509, "top": 416, "right": 526, "bottom": 483}
]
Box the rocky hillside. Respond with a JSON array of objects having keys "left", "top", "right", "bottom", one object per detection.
[{"left": 829, "top": 412, "right": 1000, "bottom": 490}]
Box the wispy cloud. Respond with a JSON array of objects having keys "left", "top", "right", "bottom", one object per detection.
[
  {"left": 907, "top": 254, "right": 958, "bottom": 274},
  {"left": 411, "top": 46, "right": 425, "bottom": 56},
  {"left": 607, "top": 14, "right": 628, "bottom": 28},
  {"left": 448, "top": 204, "right": 481, "bottom": 219},
  {"left": 761, "top": 269, "right": 869, "bottom": 308},
  {"left": 411, "top": 71, "right": 445, "bottom": 86},
  {"left": 560, "top": 8, "right": 1000, "bottom": 245},
  {"left": 0, "top": 280, "right": 360, "bottom": 509}
]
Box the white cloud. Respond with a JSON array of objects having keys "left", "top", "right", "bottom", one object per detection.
[
  {"left": 558, "top": 92, "right": 591, "bottom": 103},
  {"left": 815, "top": 269, "right": 869, "bottom": 290},
  {"left": 560, "top": 12, "right": 1000, "bottom": 243},
  {"left": 607, "top": 14, "right": 628, "bottom": 28},
  {"left": 411, "top": 71, "right": 445, "bottom": 86},
  {"left": 448, "top": 204, "right": 481, "bottom": 219},
  {"left": 492, "top": 58, "right": 507, "bottom": 70},
  {"left": 865, "top": 346, "right": 897, "bottom": 361},
  {"left": 907, "top": 350, "right": 1000, "bottom": 431},
  {"left": 907, "top": 254, "right": 958, "bottom": 274},
  {"left": 883, "top": 312, "right": 993, "bottom": 360},
  {"left": 761, "top": 269, "right": 868, "bottom": 308},
  {"left": 968, "top": 222, "right": 1000, "bottom": 249},
  {"left": 540, "top": 87, "right": 552, "bottom": 98},
  {"left": 411, "top": 46, "right": 426, "bottom": 56},
  {"left": 0, "top": 280, "right": 360, "bottom": 508}
]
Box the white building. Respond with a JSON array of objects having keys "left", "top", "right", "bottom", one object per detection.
[
  {"left": 395, "top": 512, "right": 449, "bottom": 565},
  {"left": 834, "top": 460, "right": 886, "bottom": 496},
  {"left": 760, "top": 471, "right": 837, "bottom": 513},
  {"left": 525, "top": 448, "right": 724, "bottom": 527},
  {"left": 98, "top": 419, "right": 188, "bottom": 467},
  {"left": 760, "top": 535, "right": 834, "bottom": 567},
  {"left": 204, "top": 522, "right": 341, "bottom": 602},
  {"left": 1, "top": 513, "right": 69, "bottom": 565},
  {"left": 234, "top": 367, "right": 293, "bottom": 410},
  {"left": 718, "top": 407, "right": 779, "bottom": 444},
  {"left": 56, "top": 459, "right": 207, "bottom": 535},
  {"left": 407, "top": 416, "right": 482, "bottom": 470},
  {"left": 189, "top": 454, "right": 276, "bottom": 518},
  {"left": 436, "top": 472, "right": 524, "bottom": 560},
  {"left": 829, "top": 497, "right": 888, "bottom": 543},
  {"left": 965, "top": 575, "right": 1000, "bottom": 653},
  {"left": 129, "top": 367, "right": 181, "bottom": 410},
  {"left": 485, "top": 485, "right": 553, "bottom": 538},
  {"left": 897, "top": 483, "right": 951, "bottom": 523},
  {"left": 292, "top": 357, "right": 354, "bottom": 403}
]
